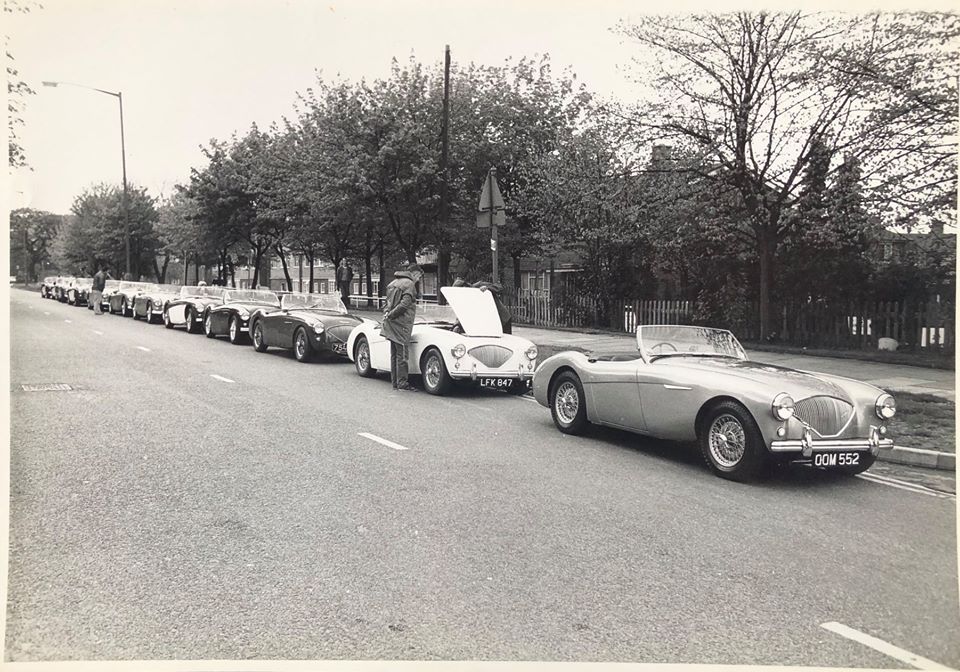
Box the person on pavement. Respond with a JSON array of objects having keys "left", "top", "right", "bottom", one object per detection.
[
  {"left": 381, "top": 263, "right": 423, "bottom": 391},
  {"left": 91, "top": 265, "right": 108, "bottom": 315},
  {"left": 336, "top": 259, "right": 354, "bottom": 308}
]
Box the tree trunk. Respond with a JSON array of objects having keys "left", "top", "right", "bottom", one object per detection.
[
  {"left": 437, "top": 249, "right": 451, "bottom": 305},
  {"left": 512, "top": 252, "right": 522, "bottom": 295},
  {"left": 228, "top": 255, "right": 236, "bottom": 287},
  {"left": 160, "top": 255, "right": 169, "bottom": 285},
  {"left": 193, "top": 253, "right": 200, "bottom": 285},
  {"left": 758, "top": 240, "right": 773, "bottom": 340},
  {"left": 378, "top": 240, "right": 387, "bottom": 299},
  {"left": 152, "top": 257, "right": 162, "bottom": 283},
  {"left": 252, "top": 244, "right": 264, "bottom": 288},
  {"left": 275, "top": 243, "right": 293, "bottom": 290},
  {"left": 183, "top": 249, "right": 189, "bottom": 285},
  {"left": 307, "top": 250, "right": 315, "bottom": 293},
  {"left": 365, "top": 249, "right": 374, "bottom": 308}
]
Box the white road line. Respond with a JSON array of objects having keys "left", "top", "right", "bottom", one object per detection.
[
  {"left": 820, "top": 621, "right": 952, "bottom": 670},
  {"left": 519, "top": 394, "right": 538, "bottom": 403},
  {"left": 856, "top": 473, "right": 954, "bottom": 499},
  {"left": 210, "top": 374, "right": 235, "bottom": 383},
  {"left": 358, "top": 432, "right": 409, "bottom": 451},
  {"left": 136, "top": 346, "right": 151, "bottom": 352},
  {"left": 43, "top": 311, "right": 50, "bottom": 315},
  {"left": 64, "top": 319, "right": 72, "bottom": 323},
  {"left": 92, "top": 330, "right": 103, "bottom": 336}
]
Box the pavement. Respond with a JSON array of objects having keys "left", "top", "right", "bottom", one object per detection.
[{"left": 5, "top": 287, "right": 960, "bottom": 666}]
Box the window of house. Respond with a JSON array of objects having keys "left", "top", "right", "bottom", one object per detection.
[{"left": 883, "top": 243, "right": 893, "bottom": 261}]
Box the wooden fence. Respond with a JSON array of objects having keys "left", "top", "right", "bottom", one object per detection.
[{"left": 508, "top": 289, "right": 953, "bottom": 351}]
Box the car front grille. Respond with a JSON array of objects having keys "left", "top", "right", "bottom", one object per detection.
[
  {"left": 326, "top": 325, "right": 354, "bottom": 343},
  {"left": 468, "top": 345, "right": 513, "bottom": 368},
  {"left": 794, "top": 396, "right": 853, "bottom": 437}
]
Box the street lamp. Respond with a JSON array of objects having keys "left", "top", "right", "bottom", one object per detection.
[{"left": 42, "top": 80, "right": 130, "bottom": 277}]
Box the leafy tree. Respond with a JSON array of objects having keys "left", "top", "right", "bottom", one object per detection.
[
  {"left": 9, "top": 208, "right": 62, "bottom": 280},
  {"left": 156, "top": 187, "right": 202, "bottom": 284},
  {"left": 5, "top": 0, "right": 36, "bottom": 168}
]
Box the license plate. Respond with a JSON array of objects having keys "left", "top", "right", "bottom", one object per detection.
[
  {"left": 813, "top": 452, "right": 861, "bottom": 467},
  {"left": 479, "top": 377, "right": 513, "bottom": 389},
  {"left": 331, "top": 342, "right": 347, "bottom": 355}
]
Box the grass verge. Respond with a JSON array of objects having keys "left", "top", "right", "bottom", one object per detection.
[{"left": 891, "top": 391, "right": 955, "bottom": 453}]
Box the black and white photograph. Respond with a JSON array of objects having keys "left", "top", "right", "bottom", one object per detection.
[{"left": 4, "top": 0, "right": 958, "bottom": 668}]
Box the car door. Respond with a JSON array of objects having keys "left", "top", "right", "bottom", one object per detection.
[
  {"left": 585, "top": 360, "right": 646, "bottom": 432},
  {"left": 635, "top": 362, "right": 701, "bottom": 441}
]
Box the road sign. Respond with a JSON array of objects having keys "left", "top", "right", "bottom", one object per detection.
[
  {"left": 490, "top": 238, "right": 497, "bottom": 251},
  {"left": 476, "top": 167, "right": 505, "bottom": 281},
  {"left": 478, "top": 173, "right": 505, "bottom": 211}
]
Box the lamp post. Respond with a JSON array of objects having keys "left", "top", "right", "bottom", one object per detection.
[{"left": 42, "top": 80, "right": 130, "bottom": 277}]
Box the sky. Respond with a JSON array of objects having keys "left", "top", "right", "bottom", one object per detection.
[
  {"left": 7, "top": 0, "right": 955, "bottom": 218},
  {"left": 7, "top": 0, "right": 653, "bottom": 214}
]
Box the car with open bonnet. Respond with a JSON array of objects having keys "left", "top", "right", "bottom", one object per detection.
[
  {"left": 347, "top": 286, "right": 538, "bottom": 395},
  {"left": 532, "top": 324, "right": 895, "bottom": 481}
]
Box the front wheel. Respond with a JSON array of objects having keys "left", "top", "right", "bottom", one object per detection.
[
  {"left": 163, "top": 308, "right": 174, "bottom": 329},
  {"left": 204, "top": 312, "right": 216, "bottom": 338},
  {"left": 698, "top": 400, "right": 769, "bottom": 482},
  {"left": 145, "top": 302, "right": 156, "bottom": 324},
  {"left": 228, "top": 315, "right": 245, "bottom": 345},
  {"left": 185, "top": 307, "right": 199, "bottom": 334},
  {"left": 294, "top": 327, "right": 313, "bottom": 362},
  {"left": 354, "top": 336, "right": 375, "bottom": 377},
  {"left": 549, "top": 371, "right": 589, "bottom": 434},
  {"left": 420, "top": 347, "right": 452, "bottom": 395}
]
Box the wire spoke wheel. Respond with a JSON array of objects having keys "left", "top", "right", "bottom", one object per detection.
[
  {"left": 424, "top": 354, "right": 442, "bottom": 389},
  {"left": 708, "top": 414, "right": 747, "bottom": 468},
  {"left": 554, "top": 381, "right": 580, "bottom": 425}
]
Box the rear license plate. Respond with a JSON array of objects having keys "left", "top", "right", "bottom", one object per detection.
[
  {"left": 331, "top": 342, "right": 347, "bottom": 355},
  {"left": 813, "top": 452, "right": 861, "bottom": 467},
  {"left": 479, "top": 377, "right": 514, "bottom": 389}
]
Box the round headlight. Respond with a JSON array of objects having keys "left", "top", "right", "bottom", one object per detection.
[
  {"left": 772, "top": 393, "right": 795, "bottom": 421},
  {"left": 237, "top": 308, "right": 250, "bottom": 318},
  {"left": 312, "top": 323, "right": 324, "bottom": 334},
  {"left": 451, "top": 343, "right": 466, "bottom": 359},
  {"left": 525, "top": 345, "right": 539, "bottom": 360},
  {"left": 876, "top": 393, "right": 896, "bottom": 419}
]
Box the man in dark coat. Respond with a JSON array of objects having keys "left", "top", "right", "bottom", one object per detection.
[
  {"left": 472, "top": 280, "right": 513, "bottom": 334},
  {"left": 381, "top": 263, "right": 423, "bottom": 390},
  {"left": 336, "top": 259, "right": 354, "bottom": 307},
  {"left": 91, "top": 265, "right": 109, "bottom": 315}
]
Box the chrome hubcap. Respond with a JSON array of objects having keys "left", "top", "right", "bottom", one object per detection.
[
  {"left": 357, "top": 342, "right": 369, "bottom": 371},
  {"left": 555, "top": 381, "right": 580, "bottom": 424},
  {"left": 296, "top": 334, "right": 306, "bottom": 358},
  {"left": 254, "top": 326, "right": 262, "bottom": 347},
  {"left": 424, "top": 355, "right": 441, "bottom": 388},
  {"left": 708, "top": 414, "right": 746, "bottom": 468},
  {"left": 205, "top": 315, "right": 212, "bottom": 334},
  {"left": 230, "top": 319, "right": 237, "bottom": 339}
]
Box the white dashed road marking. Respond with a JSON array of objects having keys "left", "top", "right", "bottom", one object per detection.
[
  {"left": 358, "top": 432, "right": 409, "bottom": 451},
  {"left": 93, "top": 330, "right": 103, "bottom": 336},
  {"left": 210, "top": 374, "right": 235, "bottom": 383},
  {"left": 64, "top": 319, "right": 72, "bottom": 323},
  {"left": 43, "top": 311, "right": 50, "bottom": 315},
  {"left": 136, "top": 346, "right": 151, "bottom": 352},
  {"left": 820, "top": 621, "right": 952, "bottom": 670}
]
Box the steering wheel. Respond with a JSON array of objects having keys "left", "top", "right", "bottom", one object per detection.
[{"left": 650, "top": 341, "right": 679, "bottom": 354}]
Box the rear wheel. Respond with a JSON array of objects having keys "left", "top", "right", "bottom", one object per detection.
[
  {"left": 420, "top": 347, "right": 452, "bottom": 395},
  {"left": 354, "top": 336, "right": 374, "bottom": 377},
  {"left": 252, "top": 321, "right": 268, "bottom": 352},
  {"left": 121, "top": 299, "right": 129, "bottom": 317},
  {"left": 698, "top": 400, "right": 769, "bottom": 482},
  {"left": 294, "top": 327, "right": 313, "bottom": 362},
  {"left": 204, "top": 312, "right": 216, "bottom": 338},
  {"left": 228, "top": 315, "right": 245, "bottom": 344},
  {"left": 145, "top": 302, "right": 156, "bottom": 324},
  {"left": 163, "top": 307, "right": 174, "bottom": 329},
  {"left": 549, "top": 370, "right": 589, "bottom": 434}
]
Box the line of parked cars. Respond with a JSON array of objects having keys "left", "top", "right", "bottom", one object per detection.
[{"left": 39, "top": 280, "right": 897, "bottom": 482}]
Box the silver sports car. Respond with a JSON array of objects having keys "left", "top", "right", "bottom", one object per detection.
[{"left": 532, "top": 325, "right": 896, "bottom": 482}]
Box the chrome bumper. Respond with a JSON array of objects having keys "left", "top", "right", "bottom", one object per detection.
[{"left": 770, "top": 427, "right": 892, "bottom": 457}]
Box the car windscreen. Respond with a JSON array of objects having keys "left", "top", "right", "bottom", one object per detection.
[
  {"left": 415, "top": 304, "right": 458, "bottom": 325},
  {"left": 638, "top": 325, "right": 746, "bottom": 361},
  {"left": 180, "top": 286, "right": 226, "bottom": 299},
  {"left": 103, "top": 280, "right": 120, "bottom": 291},
  {"left": 118, "top": 281, "right": 143, "bottom": 293},
  {"left": 280, "top": 293, "right": 347, "bottom": 313},
  {"left": 223, "top": 289, "right": 279, "bottom": 305}
]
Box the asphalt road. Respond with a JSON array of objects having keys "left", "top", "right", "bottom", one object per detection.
[{"left": 6, "top": 287, "right": 959, "bottom": 666}]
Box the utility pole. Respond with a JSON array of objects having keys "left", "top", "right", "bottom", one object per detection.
[
  {"left": 119, "top": 91, "right": 130, "bottom": 278},
  {"left": 437, "top": 44, "right": 451, "bottom": 303}
]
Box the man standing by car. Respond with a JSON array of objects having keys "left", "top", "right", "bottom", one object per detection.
[
  {"left": 91, "top": 265, "right": 108, "bottom": 315},
  {"left": 381, "top": 263, "right": 423, "bottom": 391},
  {"left": 336, "top": 259, "right": 354, "bottom": 307}
]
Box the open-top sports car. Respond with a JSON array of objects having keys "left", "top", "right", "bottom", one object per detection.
[
  {"left": 251, "top": 293, "right": 362, "bottom": 362},
  {"left": 66, "top": 278, "right": 93, "bottom": 306},
  {"left": 205, "top": 289, "right": 280, "bottom": 344},
  {"left": 40, "top": 276, "right": 58, "bottom": 298},
  {"left": 98, "top": 280, "right": 121, "bottom": 312},
  {"left": 107, "top": 281, "right": 148, "bottom": 316},
  {"left": 163, "top": 285, "right": 226, "bottom": 332},
  {"left": 532, "top": 324, "right": 896, "bottom": 482},
  {"left": 132, "top": 284, "right": 181, "bottom": 323},
  {"left": 346, "top": 286, "right": 539, "bottom": 395},
  {"left": 53, "top": 276, "right": 75, "bottom": 302}
]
